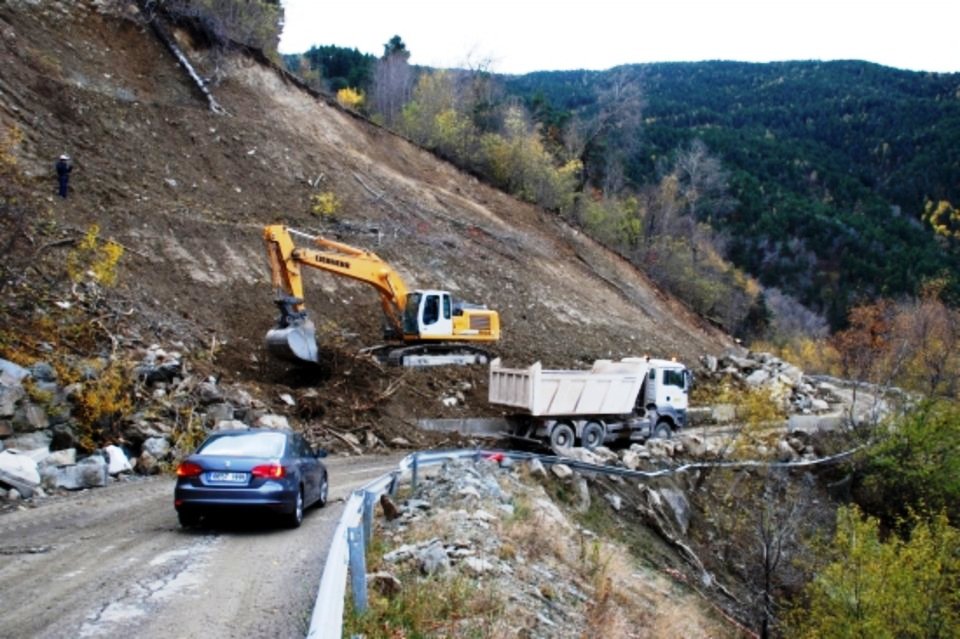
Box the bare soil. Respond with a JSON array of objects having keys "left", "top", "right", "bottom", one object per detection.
[{"left": 0, "top": 0, "right": 731, "bottom": 451}]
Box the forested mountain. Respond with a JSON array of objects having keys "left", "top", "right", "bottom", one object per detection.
[{"left": 504, "top": 61, "right": 960, "bottom": 327}]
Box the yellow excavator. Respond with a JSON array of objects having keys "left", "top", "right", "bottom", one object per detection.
[{"left": 263, "top": 224, "right": 501, "bottom": 366}]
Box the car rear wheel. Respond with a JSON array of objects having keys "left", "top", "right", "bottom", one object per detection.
[
  {"left": 316, "top": 473, "right": 328, "bottom": 508},
  {"left": 178, "top": 510, "right": 201, "bottom": 528},
  {"left": 286, "top": 486, "right": 304, "bottom": 528}
]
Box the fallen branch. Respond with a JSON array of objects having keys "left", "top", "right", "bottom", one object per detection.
[{"left": 325, "top": 427, "right": 364, "bottom": 454}]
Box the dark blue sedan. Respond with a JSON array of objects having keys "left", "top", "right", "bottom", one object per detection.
[{"left": 174, "top": 428, "right": 328, "bottom": 528}]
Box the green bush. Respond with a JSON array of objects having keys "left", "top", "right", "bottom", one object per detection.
[
  {"left": 855, "top": 400, "right": 960, "bottom": 526},
  {"left": 788, "top": 505, "right": 960, "bottom": 639}
]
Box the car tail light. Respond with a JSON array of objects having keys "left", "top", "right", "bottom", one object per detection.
[
  {"left": 251, "top": 463, "right": 286, "bottom": 479},
  {"left": 176, "top": 461, "right": 203, "bottom": 478}
]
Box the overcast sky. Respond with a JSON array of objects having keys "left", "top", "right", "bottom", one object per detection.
[{"left": 279, "top": 0, "right": 957, "bottom": 75}]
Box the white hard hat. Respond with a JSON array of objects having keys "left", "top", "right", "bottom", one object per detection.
[{"left": 59, "top": 154, "right": 70, "bottom": 160}]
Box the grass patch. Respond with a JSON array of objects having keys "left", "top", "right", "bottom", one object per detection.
[{"left": 344, "top": 570, "right": 503, "bottom": 637}]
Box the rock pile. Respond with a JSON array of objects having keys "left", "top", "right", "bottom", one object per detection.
[
  {"left": 701, "top": 350, "right": 843, "bottom": 416},
  {"left": 365, "top": 456, "right": 729, "bottom": 637},
  {"left": 0, "top": 344, "right": 293, "bottom": 502}
]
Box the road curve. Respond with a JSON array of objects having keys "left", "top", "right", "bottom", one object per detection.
[{"left": 0, "top": 453, "right": 406, "bottom": 639}]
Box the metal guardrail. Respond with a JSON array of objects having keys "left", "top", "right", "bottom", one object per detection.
[{"left": 304, "top": 446, "right": 859, "bottom": 638}]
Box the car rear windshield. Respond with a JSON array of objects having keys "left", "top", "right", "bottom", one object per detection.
[{"left": 198, "top": 432, "right": 287, "bottom": 458}]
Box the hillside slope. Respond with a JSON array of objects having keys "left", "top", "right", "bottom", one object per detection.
[{"left": 0, "top": 1, "right": 729, "bottom": 439}]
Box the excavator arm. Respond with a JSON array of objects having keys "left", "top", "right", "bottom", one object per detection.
[{"left": 264, "top": 224, "right": 409, "bottom": 335}]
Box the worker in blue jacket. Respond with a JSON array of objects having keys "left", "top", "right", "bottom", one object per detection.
[{"left": 55, "top": 154, "right": 72, "bottom": 198}]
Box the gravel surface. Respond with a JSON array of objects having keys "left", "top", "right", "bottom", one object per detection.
[{"left": 0, "top": 453, "right": 405, "bottom": 639}]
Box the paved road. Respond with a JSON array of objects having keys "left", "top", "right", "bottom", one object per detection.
[{"left": 0, "top": 453, "right": 405, "bottom": 639}]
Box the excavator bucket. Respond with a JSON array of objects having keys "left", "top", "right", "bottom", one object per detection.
[{"left": 265, "top": 319, "right": 320, "bottom": 364}]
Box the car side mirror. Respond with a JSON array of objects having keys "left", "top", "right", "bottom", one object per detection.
[{"left": 315, "top": 449, "right": 328, "bottom": 458}]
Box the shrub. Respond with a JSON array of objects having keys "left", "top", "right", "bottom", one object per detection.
[
  {"left": 855, "top": 400, "right": 960, "bottom": 526},
  {"left": 788, "top": 505, "right": 960, "bottom": 639},
  {"left": 310, "top": 192, "right": 341, "bottom": 217}
]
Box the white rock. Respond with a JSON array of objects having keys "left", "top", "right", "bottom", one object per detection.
[
  {"left": 0, "top": 450, "right": 40, "bottom": 486},
  {"left": 254, "top": 414, "right": 289, "bottom": 430},
  {"left": 42, "top": 448, "right": 77, "bottom": 467},
  {"left": 551, "top": 463, "right": 573, "bottom": 479},
  {"left": 462, "top": 556, "right": 495, "bottom": 575},
  {"left": 604, "top": 493, "right": 622, "bottom": 511},
  {"left": 215, "top": 419, "right": 248, "bottom": 431},
  {"left": 105, "top": 445, "right": 132, "bottom": 475}
]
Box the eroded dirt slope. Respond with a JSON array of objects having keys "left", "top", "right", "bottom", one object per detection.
[{"left": 0, "top": 0, "right": 730, "bottom": 443}]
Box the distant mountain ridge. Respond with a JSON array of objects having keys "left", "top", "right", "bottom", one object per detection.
[{"left": 503, "top": 60, "right": 960, "bottom": 325}]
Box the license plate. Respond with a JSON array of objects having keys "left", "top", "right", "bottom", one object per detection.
[{"left": 208, "top": 472, "right": 248, "bottom": 483}]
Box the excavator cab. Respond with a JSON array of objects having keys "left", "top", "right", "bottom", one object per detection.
[{"left": 403, "top": 290, "right": 453, "bottom": 338}]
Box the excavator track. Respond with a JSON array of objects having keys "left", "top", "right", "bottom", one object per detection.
[{"left": 363, "top": 343, "right": 491, "bottom": 367}]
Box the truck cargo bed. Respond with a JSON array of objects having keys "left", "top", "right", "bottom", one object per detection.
[{"left": 488, "top": 358, "right": 649, "bottom": 417}]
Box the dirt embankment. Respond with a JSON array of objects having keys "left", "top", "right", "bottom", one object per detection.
[{"left": 0, "top": 0, "right": 731, "bottom": 447}]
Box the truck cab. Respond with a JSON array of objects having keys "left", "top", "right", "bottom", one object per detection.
[{"left": 641, "top": 359, "right": 691, "bottom": 430}]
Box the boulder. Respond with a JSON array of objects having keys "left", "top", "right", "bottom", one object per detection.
[
  {"left": 527, "top": 457, "right": 547, "bottom": 478},
  {"left": 254, "top": 414, "right": 289, "bottom": 430},
  {"left": 197, "top": 379, "right": 223, "bottom": 405},
  {"left": 550, "top": 463, "right": 572, "bottom": 480},
  {"left": 745, "top": 369, "right": 771, "bottom": 387},
  {"left": 367, "top": 571, "right": 402, "bottom": 597},
  {"left": 0, "top": 383, "right": 25, "bottom": 418},
  {"left": 621, "top": 449, "right": 642, "bottom": 470},
  {"left": 591, "top": 446, "right": 620, "bottom": 464},
  {"left": 657, "top": 487, "right": 691, "bottom": 536},
  {"left": 41, "top": 448, "right": 77, "bottom": 467},
  {"left": 138, "top": 450, "right": 161, "bottom": 475},
  {"left": 105, "top": 445, "right": 133, "bottom": 475},
  {"left": 0, "top": 449, "right": 41, "bottom": 488},
  {"left": 573, "top": 475, "right": 591, "bottom": 513},
  {"left": 46, "top": 455, "right": 108, "bottom": 490},
  {"left": 417, "top": 541, "right": 450, "bottom": 575},
  {"left": 604, "top": 492, "right": 622, "bottom": 511},
  {"left": 0, "top": 358, "right": 30, "bottom": 384},
  {"left": 204, "top": 403, "right": 235, "bottom": 426},
  {"left": 215, "top": 419, "right": 248, "bottom": 431},
  {"left": 12, "top": 402, "right": 48, "bottom": 432},
  {"left": 28, "top": 362, "right": 57, "bottom": 383},
  {"left": 5, "top": 430, "right": 52, "bottom": 452},
  {"left": 142, "top": 437, "right": 171, "bottom": 459},
  {"left": 561, "top": 447, "right": 604, "bottom": 466}
]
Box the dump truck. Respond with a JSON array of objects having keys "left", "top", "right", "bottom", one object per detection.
[
  {"left": 488, "top": 356, "right": 692, "bottom": 453},
  {"left": 263, "top": 225, "right": 500, "bottom": 366}
]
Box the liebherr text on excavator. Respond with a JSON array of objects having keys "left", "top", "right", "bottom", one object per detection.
[{"left": 263, "top": 225, "right": 501, "bottom": 366}]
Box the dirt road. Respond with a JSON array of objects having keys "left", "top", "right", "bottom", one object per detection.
[{"left": 0, "top": 453, "right": 406, "bottom": 639}]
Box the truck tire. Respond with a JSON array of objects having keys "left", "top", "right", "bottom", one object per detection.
[
  {"left": 549, "top": 423, "right": 575, "bottom": 454},
  {"left": 581, "top": 421, "right": 605, "bottom": 450},
  {"left": 652, "top": 419, "right": 672, "bottom": 439}
]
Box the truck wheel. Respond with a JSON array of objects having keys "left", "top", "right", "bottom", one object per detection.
[
  {"left": 549, "top": 423, "right": 575, "bottom": 454},
  {"left": 652, "top": 420, "right": 673, "bottom": 439},
  {"left": 581, "top": 422, "right": 605, "bottom": 450}
]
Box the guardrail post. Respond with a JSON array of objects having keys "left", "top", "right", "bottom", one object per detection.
[
  {"left": 347, "top": 526, "right": 368, "bottom": 613},
  {"left": 362, "top": 491, "right": 376, "bottom": 548},
  {"left": 388, "top": 471, "right": 399, "bottom": 497},
  {"left": 411, "top": 453, "right": 419, "bottom": 491}
]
